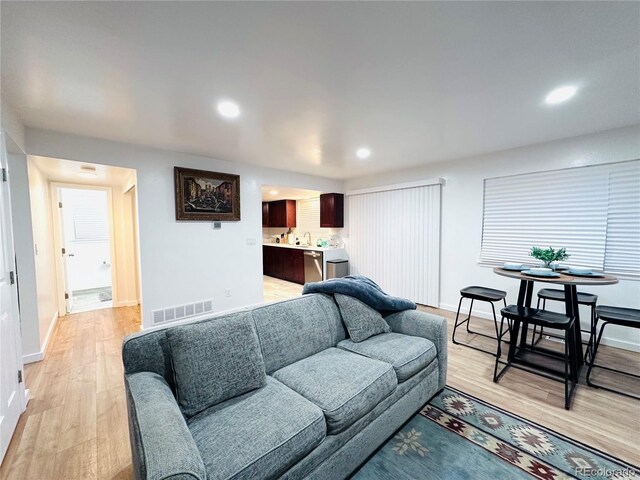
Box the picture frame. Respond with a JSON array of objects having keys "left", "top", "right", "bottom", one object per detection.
[{"left": 174, "top": 166, "right": 241, "bottom": 221}]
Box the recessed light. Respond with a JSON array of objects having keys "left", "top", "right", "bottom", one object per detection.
[
  {"left": 545, "top": 86, "right": 577, "bottom": 105},
  {"left": 270, "top": 190, "right": 279, "bottom": 195},
  {"left": 356, "top": 147, "right": 371, "bottom": 159},
  {"left": 216, "top": 100, "right": 241, "bottom": 119},
  {"left": 79, "top": 165, "right": 97, "bottom": 178}
]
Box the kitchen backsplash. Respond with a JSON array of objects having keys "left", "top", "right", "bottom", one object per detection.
[{"left": 262, "top": 197, "right": 343, "bottom": 246}]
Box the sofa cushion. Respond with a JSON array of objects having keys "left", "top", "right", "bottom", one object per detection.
[
  {"left": 166, "top": 311, "right": 266, "bottom": 417},
  {"left": 273, "top": 348, "right": 397, "bottom": 434},
  {"left": 338, "top": 332, "right": 437, "bottom": 382},
  {"left": 188, "top": 377, "right": 325, "bottom": 480},
  {"left": 251, "top": 294, "right": 345, "bottom": 374},
  {"left": 334, "top": 293, "right": 391, "bottom": 342}
]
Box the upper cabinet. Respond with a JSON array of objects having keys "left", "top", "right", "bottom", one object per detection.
[
  {"left": 320, "top": 193, "right": 344, "bottom": 228},
  {"left": 267, "top": 200, "right": 296, "bottom": 228},
  {"left": 262, "top": 202, "right": 269, "bottom": 227}
]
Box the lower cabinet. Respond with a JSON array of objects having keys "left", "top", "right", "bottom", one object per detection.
[{"left": 263, "top": 246, "right": 305, "bottom": 284}]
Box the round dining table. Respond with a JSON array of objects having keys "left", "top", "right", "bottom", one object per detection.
[{"left": 492, "top": 267, "right": 618, "bottom": 373}]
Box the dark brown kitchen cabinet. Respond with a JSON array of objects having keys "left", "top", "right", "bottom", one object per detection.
[
  {"left": 267, "top": 200, "right": 296, "bottom": 228},
  {"left": 263, "top": 246, "right": 304, "bottom": 285},
  {"left": 320, "top": 193, "right": 344, "bottom": 228},
  {"left": 262, "top": 202, "right": 269, "bottom": 227}
]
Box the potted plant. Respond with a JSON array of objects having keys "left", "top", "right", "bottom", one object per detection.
[{"left": 530, "top": 246, "right": 570, "bottom": 269}]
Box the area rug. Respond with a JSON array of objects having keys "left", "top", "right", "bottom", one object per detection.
[{"left": 353, "top": 387, "right": 639, "bottom": 480}]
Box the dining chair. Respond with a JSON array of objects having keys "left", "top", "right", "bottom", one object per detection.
[{"left": 586, "top": 305, "right": 640, "bottom": 400}]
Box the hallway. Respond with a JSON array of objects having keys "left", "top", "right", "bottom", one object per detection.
[{"left": 0, "top": 307, "right": 140, "bottom": 480}]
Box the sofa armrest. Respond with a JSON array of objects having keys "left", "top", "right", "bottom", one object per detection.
[
  {"left": 125, "top": 372, "right": 207, "bottom": 480},
  {"left": 385, "top": 310, "right": 448, "bottom": 390}
]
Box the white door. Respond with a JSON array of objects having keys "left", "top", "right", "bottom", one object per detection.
[{"left": 0, "top": 131, "right": 25, "bottom": 463}]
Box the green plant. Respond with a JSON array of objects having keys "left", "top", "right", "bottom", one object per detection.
[{"left": 530, "top": 246, "right": 570, "bottom": 267}]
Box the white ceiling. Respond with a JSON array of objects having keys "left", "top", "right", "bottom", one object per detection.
[
  {"left": 261, "top": 185, "right": 321, "bottom": 202},
  {"left": 30, "top": 156, "right": 135, "bottom": 187},
  {"left": 2, "top": 2, "right": 639, "bottom": 180}
]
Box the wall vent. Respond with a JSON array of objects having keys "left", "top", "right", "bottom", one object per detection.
[{"left": 151, "top": 298, "right": 215, "bottom": 326}]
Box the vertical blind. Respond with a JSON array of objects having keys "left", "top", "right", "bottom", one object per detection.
[
  {"left": 480, "top": 160, "right": 640, "bottom": 278},
  {"left": 347, "top": 184, "right": 441, "bottom": 306}
]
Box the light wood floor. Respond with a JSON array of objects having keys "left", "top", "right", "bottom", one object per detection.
[{"left": 1, "top": 282, "right": 638, "bottom": 479}]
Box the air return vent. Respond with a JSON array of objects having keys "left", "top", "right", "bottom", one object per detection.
[{"left": 151, "top": 298, "right": 214, "bottom": 326}]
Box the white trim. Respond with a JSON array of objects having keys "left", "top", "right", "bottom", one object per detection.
[
  {"left": 439, "top": 302, "right": 640, "bottom": 353},
  {"left": 346, "top": 177, "right": 445, "bottom": 196},
  {"left": 114, "top": 300, "right": 139, "bottom": 307},
  {"left": 23, "top": 351, "right": 43, "bottom": 364},
  {"left": 40, "top": 311, "right": 59, "bottom": 356}
]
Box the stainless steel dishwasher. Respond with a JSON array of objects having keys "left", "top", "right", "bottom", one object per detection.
[{"left": 303, "top": 250, "right": 323, "bottom": 282}]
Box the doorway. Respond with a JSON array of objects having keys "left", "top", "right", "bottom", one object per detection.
[{"left": 57, "top": 186, "right": 114, "bottom": 314}]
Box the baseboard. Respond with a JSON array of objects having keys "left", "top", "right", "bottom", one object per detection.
[
  {"left": 439, "top": 302, "right": 640, "bottom": 353},
  {"left": 114, "top": 300, "right": 139, "bottom": 307},
  {"left": 23, "top": 351, "right": 43, "bottom": 364},
  {"left": 22, "top": 311, "right": 59, "bottom": 364},
  {"left": 41, "top": 311, "right": 59, "bottom": 355}
]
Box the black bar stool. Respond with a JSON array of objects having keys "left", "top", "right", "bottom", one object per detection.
[
  {"left": 586, "top": 306, "right": 640, "bottom": 400},
  {"left": 532, "top": 288, "right": 598, "bottom": 363},
  {"left": 494, "top": 305, "right": 578, "bottom": 410},
  {"left": 452, "top": 286, "right": 507, "bottom": 356}
]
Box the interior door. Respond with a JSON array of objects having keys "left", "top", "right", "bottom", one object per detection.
[{"left": 0, "top": 131, "right": 25, "bottom": 462}]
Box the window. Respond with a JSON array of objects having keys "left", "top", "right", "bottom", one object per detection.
[
  {"left": 67, "top": 189, "right": 110, "bottom": 241},
  {"left": 480, "top": 160, "right": 640, "bottom": 279}
]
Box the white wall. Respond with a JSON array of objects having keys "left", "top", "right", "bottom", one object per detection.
[
  {"left": 345, "top": 125, "right": 640, "bottom": 351},
  {"left": 7, "top": 153, "right": 41, "bottom": 359},
  {"left": 1, "top": 101, "right": 26, "bottom": 154},
  {"left": 26, "top": 161, "right": 58, "bottom": 359},
  {"left": 26, "top": 129, "right": 344, "bottom": 328}
]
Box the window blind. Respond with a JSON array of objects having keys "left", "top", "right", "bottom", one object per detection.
[
  {"left": 71, "top": 190, "right": 109, "bottom": 241},
  {"left": 604, "top": 161, "right": 640, "bottom": 277},
  {"left": 480, "top": 160, "right": 640, "bottom": 278}
]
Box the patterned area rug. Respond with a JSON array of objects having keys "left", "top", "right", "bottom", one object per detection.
[{"left": 354, "top": 387, "right": 639, "bottom": 479}]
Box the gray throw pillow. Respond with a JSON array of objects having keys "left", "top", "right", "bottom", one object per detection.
[
  {"left": 166, "top": 312, "right": 266, "bottom": 417},
  {"left": 334, "top": 293, "right": 391, "bottom": 343}
]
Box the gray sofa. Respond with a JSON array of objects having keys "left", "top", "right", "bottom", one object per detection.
[{"left": 122, "top": 293, "right": 447, "bottom": 480}]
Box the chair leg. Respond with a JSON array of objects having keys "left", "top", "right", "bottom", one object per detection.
[
  {"left": 586, "top": 321, "right": 607, "bottom": 388},
  {"left": 452, "top": 296, "right": 465, "bottom": 345},
  {"left": 584, "top": 305, "right": 597, "bottom": 364},
  {"left": 564, "top": 328, "right": 571, "bottom": 409},
  {"left": 465, "top": 299, "right": 475, "bottom": 334},
  {"left": 493, "top": 316, "right": 511, "bottom": 382}
]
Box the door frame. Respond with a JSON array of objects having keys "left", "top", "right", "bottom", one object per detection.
[{"left": 50, "top": 183, "right": 118, "bottom": 316}]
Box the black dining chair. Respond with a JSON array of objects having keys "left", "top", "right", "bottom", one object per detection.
[
  {"left": 586, "top": 305, "right": 640, "bottom": 400},
  {"left": 452, "top": 286, "right": 507, "bottom": 356},
  {"left": 532, "top": 288, "right": 598, "bottom": 363},
  {"left": 494, "top": 305, "right": 579, "bottom": 410}
]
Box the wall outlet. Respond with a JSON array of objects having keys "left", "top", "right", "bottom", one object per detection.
[
  {"left": 246, "top": 238, "right": 256, "bottom": 245},
  {"left": 213, "top": 221, "right": 222, "bottom": 230},
  {"left": 225, "top": 289, "right": 231, "bottom": 297}
]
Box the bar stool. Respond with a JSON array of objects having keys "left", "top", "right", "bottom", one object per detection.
[
  {"left": 532, "top": 288, "right": 598, "bottom": 363},
  {"left": 452, "top": 286, "right": 507, "bottom": 356},
  {"left": 586, "top": 306, "right": 640, "bottom": 400},
  {"left": 494, "top": 305, "right": 578, "bottom": 410}
]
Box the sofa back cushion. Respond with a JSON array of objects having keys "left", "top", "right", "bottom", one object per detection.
[
  {"left": 165, "top": 311, "right": 266, "bottom": 417},
  {"left": 251, "top": 294, "right": 346, "bottom": 374}
]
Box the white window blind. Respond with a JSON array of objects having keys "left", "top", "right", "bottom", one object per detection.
[
  {"left": 480, "top": 160, "right": 640, "bottom": 278},
  {"left": 604, "top": 161, "right": 640, "bottom": 276},
  {"left": 71, "top": 190, "right": 109, "bottom": 241}
]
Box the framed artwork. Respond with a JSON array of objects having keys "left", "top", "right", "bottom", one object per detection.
[{"left": 174, "top": 167, "right": 241, "bottom": 221}]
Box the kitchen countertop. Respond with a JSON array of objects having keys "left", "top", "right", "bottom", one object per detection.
[{"left": 262, "top": 243, "right": 344, "bottom": 252}]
